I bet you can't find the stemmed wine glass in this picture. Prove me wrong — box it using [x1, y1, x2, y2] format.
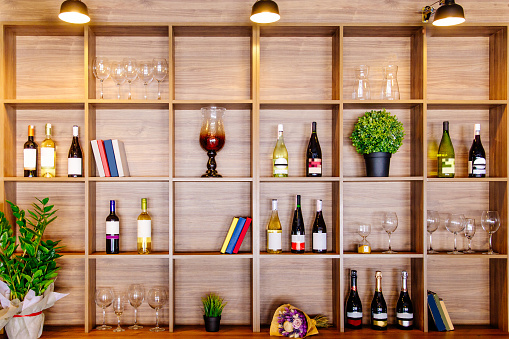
[148, 287, 167, 332]
[112, 292, 126, 332]
[153, 58, 168, 100]
[92, 57, 110, 99]
[199, 107, 226, 177]
[357, 224, 371, 253]
[381, 211, 398, 254]
[446, 213, 466, 254]
[123, 58, 138, 100]
[110, 61, 126, 100]
[481, 210, 501, 255]
[128, 284, 145, 329]
[427, 210, 440, 254]
[138, 61, 154, 100]
[95, 288, 114, 330]
[463, 218, 476, 254]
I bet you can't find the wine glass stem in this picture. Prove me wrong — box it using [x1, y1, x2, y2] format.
[388, 233, 392, 251]
[156, 308, 159, 328]
[128, 81, 132, 100]
[454, 233, 457, 252]
[429, 232, 433, 251]
[102, 307, 106, 326]
[157, 80, 161, 100]
[117, 315, 121, 328]
[134, 307, 138, 325]
[100, 80, 104, 99]
[117, 84, 121, 100]
[468, 239, 472, 251]
[489, 233, 493, 252]
[144, 83, 148, 100]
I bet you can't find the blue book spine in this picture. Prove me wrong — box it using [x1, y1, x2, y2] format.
[225, 217, 246, 254]
[104, 140, 119, 177]
[427, 293, 446, 331]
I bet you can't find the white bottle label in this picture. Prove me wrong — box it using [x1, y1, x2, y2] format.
[267, 230, 282, 251]
[308, 158, 322, 174]
[291, 234, 305, 251]
[137, 220, 151, 238]
[273, 158, 288, 175]
[23, 149, 37, 170]
[68, 158, 82, 175]
[372, 312, 388, 320]
[346, 311, 362, 318]
[396, 312, 414, 319]
[106, 221, 119, 235]
[473, 158, 486, 175]
[41, 147, 55, 167]
[312, 232, 326, 251]
[441, 158, 454, 174]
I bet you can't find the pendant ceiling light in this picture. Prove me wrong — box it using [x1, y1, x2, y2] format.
[422, 0, 465, 26]
[59, 0, 90, 24]
[250, 0, 280, 24]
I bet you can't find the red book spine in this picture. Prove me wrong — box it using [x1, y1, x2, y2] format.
[97, 140, 111, 177]
[233, 217, 251, 254]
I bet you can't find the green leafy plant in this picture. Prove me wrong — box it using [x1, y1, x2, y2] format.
[0, 198, 63, 301]
[350, 109, 405, 154]
[202, 293, 227, 317]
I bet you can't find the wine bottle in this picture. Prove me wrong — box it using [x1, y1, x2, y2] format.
[267, 199, 282, 254]
[468, 123, 486, 178]
[291, 195, 305, 253]
[345, 269, 362, 329]
[437, 121, 455, 178]
[41, 123, 56, 178]
[273, 124, 288, 177]
[106, 200, 120, 254]
[23, 125, 38, 177]
[370, 271, 387, 330]
[137, 198, 152, 254]
[312, 199, 326, 253]
[68, 125, 83, 177]
[306, 121, 322, 177]
[396, 270, 414, 330]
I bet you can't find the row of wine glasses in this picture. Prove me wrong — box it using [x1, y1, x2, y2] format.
[95, 285, 168, 332]
[427, 210, 500, 255]
[356, 211, 398, 253]
[93, 57, 168, 100]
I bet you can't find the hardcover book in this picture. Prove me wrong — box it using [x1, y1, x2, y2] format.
[103, 139, 119, 177]
[90, 140, 106, 177]
[220, 217, 239, 254]
[233, 217, 251, 254]
[225, 217, 246, 254]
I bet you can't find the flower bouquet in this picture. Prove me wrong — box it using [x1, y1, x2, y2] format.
[270, 304, 319, 338]
[0, 198, 67, 339]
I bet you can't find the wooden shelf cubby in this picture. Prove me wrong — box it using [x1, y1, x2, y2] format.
[0, 22, 508, 336]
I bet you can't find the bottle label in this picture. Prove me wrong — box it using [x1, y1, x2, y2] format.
[23, 149, 36, 170]
[372, 319, 388, 327]
[372, 312, 388, 320]
[358, 244, 371, 253]
[106, 221, 119, 235]
[308, 158, 322, 174]
[267, 230, 282, 251]
[346, 312, 362, 326]
[68, 158, 82, 175]
[469, 158, 486, 175]
[312, 232, 326, 251]
[291, 235, 305, 251]
[137, 220, 151, 238]
[273, 158, 288, 175]
[346, 311, 362, 318]
[396, 312, 413, 319]
[440, 158, 454, 174]
[41, 147, 55, 167]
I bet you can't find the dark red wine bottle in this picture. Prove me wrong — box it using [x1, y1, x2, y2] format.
[312, 199, 327, 253]
[291, 195, 305, 253]
[106, 200, 120, 254]
[306, 122, 322, 177]
[346, 269, 362, 329]
[468, 124, 486, 178]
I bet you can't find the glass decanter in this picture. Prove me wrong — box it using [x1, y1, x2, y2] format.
[381, 64, 400, 100]
[352, 65, 371, 100]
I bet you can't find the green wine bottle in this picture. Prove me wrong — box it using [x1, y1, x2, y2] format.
[437, 121, 455, 178]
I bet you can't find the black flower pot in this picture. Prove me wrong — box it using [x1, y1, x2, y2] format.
[204, 315, 221, 332]
[364, 152, 392, 177]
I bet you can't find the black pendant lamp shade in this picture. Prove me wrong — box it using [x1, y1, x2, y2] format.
[250, 0, 280, 24]
[432, 0, 465, 26]
[59, 0, 90, 24]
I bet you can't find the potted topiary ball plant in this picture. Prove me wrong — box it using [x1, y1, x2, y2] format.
[202, 293, 227, 332]
[350, 109, 405, 177]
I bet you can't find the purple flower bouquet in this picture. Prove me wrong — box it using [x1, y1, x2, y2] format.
[270, 304, 318, 338]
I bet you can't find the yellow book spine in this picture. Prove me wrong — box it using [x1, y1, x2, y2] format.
[221, 217, 239, 253]
[439, 299, 454, 331]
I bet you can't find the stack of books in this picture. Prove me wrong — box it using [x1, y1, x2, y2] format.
[91, 140, 130, 177]
[427, 290, 454, 331]
[220, 217, 252, 254]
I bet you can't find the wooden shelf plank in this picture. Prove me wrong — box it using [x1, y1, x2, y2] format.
[173, 252, 253, 259]
[343, 99, 424, 109]
[343, 176, 424, 182]
[427, 177, 508, 182]
[4, 177, 86, 182]
[172, 100, 252, 110]
[173, 177, 252, 182]
[260, 176, 340, 182]
[427, 100, 507, 109]
[89, 176, 170, 182]
[343, 252, 424, 259]
[260, 252, 340, 259]
[89, 251, 169, 258]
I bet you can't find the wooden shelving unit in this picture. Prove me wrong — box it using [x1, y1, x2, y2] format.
[0, 22, 508, 335]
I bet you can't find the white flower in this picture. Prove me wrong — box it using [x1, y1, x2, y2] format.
[283, 321, 294, 333]
[293, 318, 302, 329]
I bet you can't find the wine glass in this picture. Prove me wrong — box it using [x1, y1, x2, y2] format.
[92, 57, 110, 99]
[138, 61, 154, 100]
[427, 210, 440, 254]
[463, 218, 476, 254]
[147, 287, 167, 332]
[95, 288, 113, 330]
[446, 213, 466, 254]
[123, 58, 138, 100]
[357, 224, 371, 253]
[110, 61, 126, 100]
[153, 58, 168, 100]
[112, 292, 126, 332]
[199, 107, 226, 177]
[481, 210, 501, 255]
[381, 212, 398, 254]
[128, 284, 145, 329]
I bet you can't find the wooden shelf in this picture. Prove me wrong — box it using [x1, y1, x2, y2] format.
[343, 252, 424, 259]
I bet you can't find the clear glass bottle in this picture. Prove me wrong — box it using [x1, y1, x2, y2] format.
[273, 124, 288, 177]
[352, 65, 371, 100]
[381, 64, 400, 100]
[41, 123, 56, 178]
[137, 198, 152, 254]
[266, 199, 282, 254]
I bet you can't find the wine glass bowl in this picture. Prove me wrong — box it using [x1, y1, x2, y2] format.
[128, 284, 145, 330]
[95, 288, 114, 330]
[427, 210, 440, 254]
[446, 213, 466, 254]
[481, 210, 501, 255]
[200, 107, 226, 177]
[112, 292, 126, 332]
[138, 61, 154, 100]
[92, 57, 110, 99]
[148, 287, 167, 332]
[381, 211, 398, 254]
[110, 61, 126, 99]
[463, 218, 476, 254]
[123, 58, 138, 100]
[153, 58, 168, 100]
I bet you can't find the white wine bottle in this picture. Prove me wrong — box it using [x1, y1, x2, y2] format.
[273, 124, 288, 177]
[137, 198, 152, 254]
[266, 199, 282, 254]
[437, 121, 455, 178]
[68, 125, 83, 177]
[41, 123, 56, 177]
